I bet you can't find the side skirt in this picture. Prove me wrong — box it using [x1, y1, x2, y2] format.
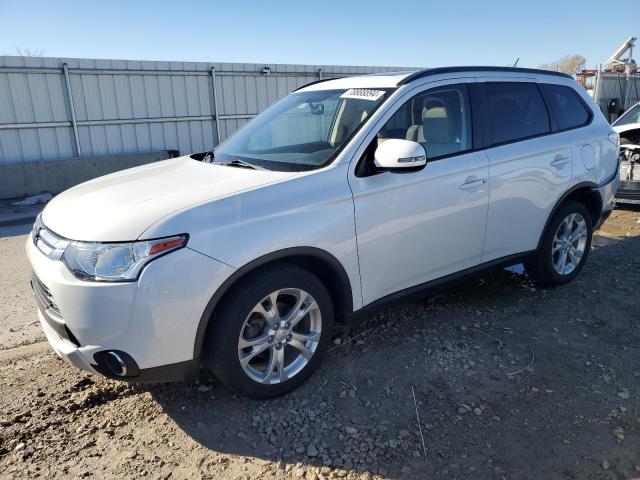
[350, 251, 534, 320]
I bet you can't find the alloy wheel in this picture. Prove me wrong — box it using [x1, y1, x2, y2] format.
[237, 288, 322, 384]
[551, 213, 588, 275]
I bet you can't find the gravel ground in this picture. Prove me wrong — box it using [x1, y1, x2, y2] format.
[0, 223, 45, 350]
[0, 206, 639, 479]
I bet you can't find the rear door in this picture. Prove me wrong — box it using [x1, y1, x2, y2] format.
[480, 80, 572, 262]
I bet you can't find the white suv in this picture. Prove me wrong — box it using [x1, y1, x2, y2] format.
[27, 67, 619, 398]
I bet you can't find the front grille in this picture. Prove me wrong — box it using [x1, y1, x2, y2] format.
[32, 216, 69, 260]
[33, 275, 61, 317]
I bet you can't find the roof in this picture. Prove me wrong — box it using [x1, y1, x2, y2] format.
[295, 66, 572, 92]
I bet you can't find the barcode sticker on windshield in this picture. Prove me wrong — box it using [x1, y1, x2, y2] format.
[340, 89, 385, 101]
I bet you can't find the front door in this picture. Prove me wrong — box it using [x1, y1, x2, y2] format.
[348, 81, 490, 306]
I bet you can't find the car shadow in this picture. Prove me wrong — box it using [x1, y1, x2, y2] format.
[149, 233, 640, 479]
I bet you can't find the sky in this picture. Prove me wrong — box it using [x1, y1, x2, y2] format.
[0, 0, 638, 69]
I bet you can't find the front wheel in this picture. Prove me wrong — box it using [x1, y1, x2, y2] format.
[205, 265, 334, 398]
[524, 201, 593, 286]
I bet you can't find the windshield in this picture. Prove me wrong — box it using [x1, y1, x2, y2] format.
[214, 88, 390, 171]
[614, 103, 640, 127]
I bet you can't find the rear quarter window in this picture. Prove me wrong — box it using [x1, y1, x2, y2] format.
[486, 82, 551, 145]
[540, 84, 591, 130]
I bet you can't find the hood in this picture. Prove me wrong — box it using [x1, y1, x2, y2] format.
[613, 123, 640, 134]
[42, 156, 297, 241]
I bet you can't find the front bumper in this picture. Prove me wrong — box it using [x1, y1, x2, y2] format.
[616, 179, 640, 199]
[615, 156, 639, 199]
[26, 234, 235, 382]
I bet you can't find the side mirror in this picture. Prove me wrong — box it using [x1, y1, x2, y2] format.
[374, 139, 426, 171]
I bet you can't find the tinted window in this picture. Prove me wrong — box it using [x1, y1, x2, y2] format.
[377, 84, 472, 159]
[486, 82, 550, 145]
[541, 84, 590, 130]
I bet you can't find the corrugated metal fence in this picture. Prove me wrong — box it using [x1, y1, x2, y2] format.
[592, 72, 640, 119]
[0, 56, 414, 165]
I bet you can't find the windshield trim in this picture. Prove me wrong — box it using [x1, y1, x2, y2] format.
[614, 102, 640, 127]
[213, 88, 396, 172]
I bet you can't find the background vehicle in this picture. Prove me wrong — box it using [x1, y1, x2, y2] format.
[612, 101, 640, 199]
[28, 67, 619, 398]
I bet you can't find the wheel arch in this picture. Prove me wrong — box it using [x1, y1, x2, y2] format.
[193, 247, 354, 359]
[536, 181, 602, 250]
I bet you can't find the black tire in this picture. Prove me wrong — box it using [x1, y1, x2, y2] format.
[524, 201, 593, 287]
[204, 264, 334, 399]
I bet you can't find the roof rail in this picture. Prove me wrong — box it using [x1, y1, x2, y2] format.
[397, 66, 572, 85]
[293, 77, 338, 92]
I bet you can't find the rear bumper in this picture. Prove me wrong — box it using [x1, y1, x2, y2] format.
[595, 168, 620, 229]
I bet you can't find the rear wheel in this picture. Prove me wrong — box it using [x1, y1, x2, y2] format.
[205, 265, 334, 398]
[524, 201, 593, 286]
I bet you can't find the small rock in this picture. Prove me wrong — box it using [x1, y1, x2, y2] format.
[618, 390, 630, 400]
[307, 444, 319, 457]
[614, 427, 625, 442]
[345, 426, 357, 435]
[473, 408, 482, 416]
[602, 460, 611, 470]
[14, 443, 26, 452]
[332, 338, 342, 346]
[198, 385, 212, 392]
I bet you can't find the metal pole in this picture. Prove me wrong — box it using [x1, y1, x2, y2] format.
[318, 68, 323, 80]
[209, 66, 221, 146]
[62, 63, 82, 157]
[593, 67, 601, 113]
[624, 44, 634, 110]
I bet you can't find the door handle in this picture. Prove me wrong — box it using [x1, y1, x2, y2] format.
[550, 154, 570, 168]
[459, 178, 487, 190]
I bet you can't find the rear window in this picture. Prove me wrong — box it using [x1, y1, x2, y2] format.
[541, 84, 591, 130]
[486, 82, 550, 145]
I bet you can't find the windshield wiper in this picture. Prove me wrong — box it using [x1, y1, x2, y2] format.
[202, 149, 215, 162]
[222, 159, 263, 170]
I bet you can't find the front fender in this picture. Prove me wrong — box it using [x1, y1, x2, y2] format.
[140, 163, 362, 312]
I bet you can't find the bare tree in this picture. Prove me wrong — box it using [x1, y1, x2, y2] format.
[14, 47, 46, 57]
[539, 54, 586, 77]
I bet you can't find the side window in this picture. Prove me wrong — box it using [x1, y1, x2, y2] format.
[540, 84, 591, 130]
[377, 84, 472, 159]
[486, 82, 550, 145]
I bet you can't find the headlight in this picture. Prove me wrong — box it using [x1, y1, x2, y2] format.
[62, 235, 188, 282]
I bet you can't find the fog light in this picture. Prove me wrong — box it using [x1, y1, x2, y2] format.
[93, 350, 140, 378]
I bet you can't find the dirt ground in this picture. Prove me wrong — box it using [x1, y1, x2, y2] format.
[1, 205, 639, 480]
